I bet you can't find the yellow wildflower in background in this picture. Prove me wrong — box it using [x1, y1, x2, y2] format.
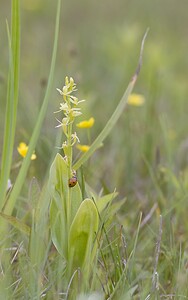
[168, 129, 176, 141]
[17, 142, 36, 160]
[76, 117, 95, 129]
[127, 93, 145, 106]
[76, 144, 90, 152]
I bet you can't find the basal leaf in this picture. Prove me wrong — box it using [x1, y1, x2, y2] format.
[50, 197, 67, 257]
[70, 182, 82, 224]
[49, 153, 69, 258]
[68, 199, 99, 271]
[49, 153, 83, 259]
[49, 153, 69, 200]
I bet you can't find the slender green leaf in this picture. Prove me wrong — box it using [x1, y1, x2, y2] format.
[0, 0, 20, 208]
[3, 0, 61, 215]
[73, 29, 149, 171]
[96, 192, 118, 213]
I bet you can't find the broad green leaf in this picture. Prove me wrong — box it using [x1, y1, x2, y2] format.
[49, 153, 69, 221]
[49, 153, 83, 258]
[50, 196, 67, 257]
[49, 153, 82, 222]
[49, 153, 69, 199]
[49, 154, 69, 258]
[68, 199, 99, 271]
[70, 183, 82, 224]
[0, 212, 30, 235]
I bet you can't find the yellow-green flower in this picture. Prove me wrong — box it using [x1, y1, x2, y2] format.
[76, 144, 90, 152]
[76, 117, 95, 129]
[17, 142, 36, 160]
[127, 94, 145, 106]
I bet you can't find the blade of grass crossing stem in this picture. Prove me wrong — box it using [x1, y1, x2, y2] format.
[0, 0, 20, 209]
[3, 0, 61, 215]
[73, 28, 149, 171]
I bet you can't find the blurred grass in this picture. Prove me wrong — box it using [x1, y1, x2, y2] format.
[0, 0, 188, 203]
[0, 0, 188, 199]
[0, 0, 188, 299]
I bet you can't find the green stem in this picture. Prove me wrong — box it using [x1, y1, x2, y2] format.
[67, 121, 73, 230]
[67, 123, 73, 177]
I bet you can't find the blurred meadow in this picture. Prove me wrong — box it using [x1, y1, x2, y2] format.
[1, 0, 188, 192]
[1, 0, 188, 298]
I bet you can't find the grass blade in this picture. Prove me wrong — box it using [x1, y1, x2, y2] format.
[0, 212, 30, 235]
[0, 0, 20, 209]
[73, 29, 149, 171]
[3, 0, 61, 215]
